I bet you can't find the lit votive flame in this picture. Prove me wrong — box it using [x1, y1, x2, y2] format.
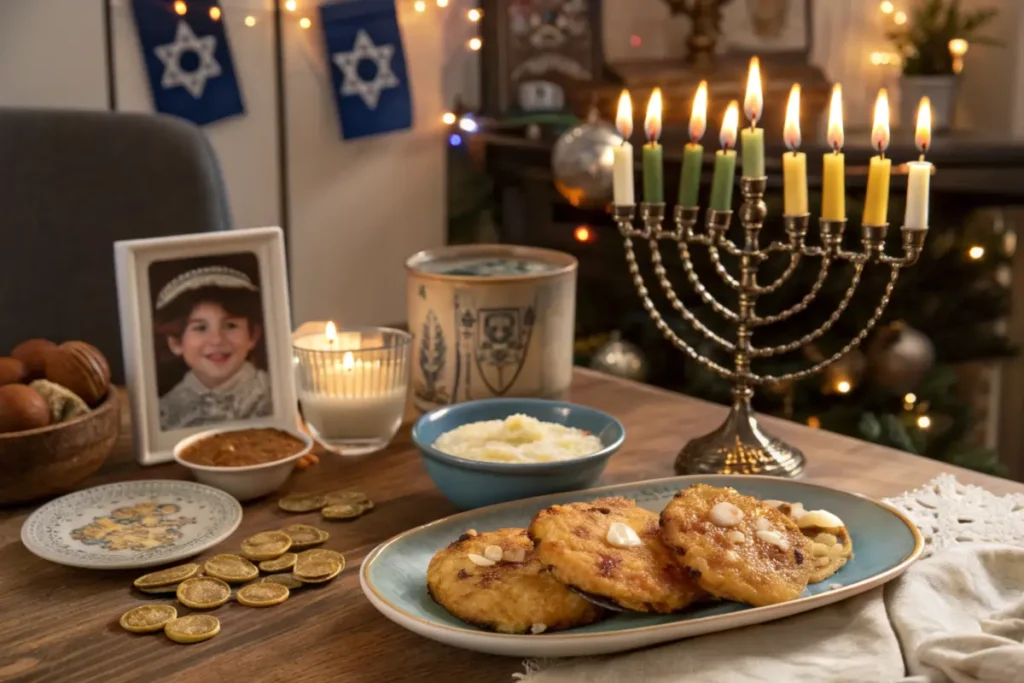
[916, 97, 932, 158]
[690, 80, 708, 143]
[872, 88, 890, 157]
[645, 88, 663, 142]
[720, 101, 739, 150]
[784, 84, 801, 152]
[744, 57, 763, 126]
[342, 351, 355, 372]
[827, 84, 844, 152]
[325, 321, 337, 344]
[616, 90, 633, 141]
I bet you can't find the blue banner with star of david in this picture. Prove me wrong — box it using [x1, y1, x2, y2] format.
[321, 0, 413, 140]
[132, 0, 244, 126]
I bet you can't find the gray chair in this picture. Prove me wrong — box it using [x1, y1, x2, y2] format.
[0, 108, 232, 383]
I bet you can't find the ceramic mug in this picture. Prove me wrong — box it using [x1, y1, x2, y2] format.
[405, 244, 578, 412]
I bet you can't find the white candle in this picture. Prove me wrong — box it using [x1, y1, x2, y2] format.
[293, 323, 408, 442]
[905, 96, 932, 231]
[904, 161, 931, 230]
[613, 90, 635, 206]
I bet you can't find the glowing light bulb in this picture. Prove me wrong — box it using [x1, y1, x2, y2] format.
[437, 0, 449, 7]
[468, 8, 482, 21]
[299, 16, 311, 29]
[904, 393, 917, 405]
[880, 1, 894, 14]
[209, 6, 221, 20]
[574, 226, 592, 243]
[458, 116, 479, 133]
[968, 246, 985, 260]
[174, 0, 187, 15]
[836, 380, 852, 394]
[285, 0, 297, 11]
[414, 0, 426, 11]
[894, 10, 907, 25]
[442, 112, 456, 125]
[244, 15, 256, 27]
[468, 37, 482, 51]
[917, 415, 932, 429]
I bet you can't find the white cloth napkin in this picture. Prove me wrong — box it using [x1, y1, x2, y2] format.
[516, 476, 1024, 683]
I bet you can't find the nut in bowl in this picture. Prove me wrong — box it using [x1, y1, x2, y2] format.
[411, 398, 625, 510]
[173, 426, 314, 502]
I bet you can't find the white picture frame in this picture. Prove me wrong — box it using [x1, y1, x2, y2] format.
[114, 227, 298, 466]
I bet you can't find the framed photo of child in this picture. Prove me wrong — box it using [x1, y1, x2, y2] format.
[114, 227, 298, 465]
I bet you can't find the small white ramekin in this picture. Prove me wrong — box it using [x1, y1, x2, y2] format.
[173, 426, 314, 502]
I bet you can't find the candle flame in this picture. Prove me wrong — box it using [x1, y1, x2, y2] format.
[720, 101, 739, 150]
[915, 97, 932, 154]
[616, 90, 633, 140]
[689, 80, 708, 143]
[645, 88, 663, 142]
[871, 88, 890, 154]
[342, 351, 355, 371]
[325, 321, 337, 343]
[744, 56, 763, 124]
[827, 83, 844, 151]
[948, 38, 968, 57]
[784, 84, 801, 151]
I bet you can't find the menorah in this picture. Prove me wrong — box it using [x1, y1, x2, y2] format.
[612, 179, 927, 477]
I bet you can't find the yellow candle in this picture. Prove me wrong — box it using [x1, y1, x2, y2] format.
[782, 84, 807, 215]
[821, 84, 846, 221]
[863, 89, 892, 226]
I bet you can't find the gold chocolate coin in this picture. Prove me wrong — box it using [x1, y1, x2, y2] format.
[259, 553, 297, 573]
[322, 502, 371, 520]
[282, 524, 330, 548]
[294, 550, 343, 583]
[262, 574, 303, 590]
[240, 531, 293, 561]
[278, 492, 328, 513]
[176, 577, 232, 609]
[119, 604, 177, 633]
[301, 548, 345, 566]
[164, 614, 220, 644]
[236, 582, 290, 607]
[204, 554, 259, 583]
[133, 563, 200, 589]
[324, 490, 370, 505]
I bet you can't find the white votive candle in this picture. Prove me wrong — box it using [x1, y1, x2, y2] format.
[299, 388, 406, 440]
[904, 160, 931, 230]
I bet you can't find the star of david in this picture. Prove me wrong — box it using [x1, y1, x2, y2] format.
[332, 29, 399, 110]
[154, 20, 222, 99]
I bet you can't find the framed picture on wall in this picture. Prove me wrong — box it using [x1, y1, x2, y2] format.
[720, 0, 813, 61]
[114, 227, 297, 465]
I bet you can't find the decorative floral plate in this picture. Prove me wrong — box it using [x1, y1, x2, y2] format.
[360, 475, 923, 658]
[21, 480, 243, 570]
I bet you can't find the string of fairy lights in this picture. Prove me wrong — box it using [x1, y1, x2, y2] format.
[164, 0, 482, 51]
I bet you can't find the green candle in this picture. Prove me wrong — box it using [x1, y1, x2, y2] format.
[643, 142, 664, 203]
[678, 143, 703, 207]
[709, 149, 737, 210]
[741, 127, 765, 177]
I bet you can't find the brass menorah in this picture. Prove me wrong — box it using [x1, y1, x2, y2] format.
[614, 177, 927, 477]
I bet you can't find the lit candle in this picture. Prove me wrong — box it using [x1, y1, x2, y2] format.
[293, 324, 407, 443]
[822, 84, 846, 221]
[709, 101, 739, 211]
[863, 88, 892, 226]
[678, 80, 707, 208]
[782, 84, 807, 216]
[904, 97, 933, 230]
[642, 88, 664, 203]
[613, 90, 635, 206]
[740, 56, 765, 178]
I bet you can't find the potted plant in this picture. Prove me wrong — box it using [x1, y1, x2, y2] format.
[886, 0, 999, 131]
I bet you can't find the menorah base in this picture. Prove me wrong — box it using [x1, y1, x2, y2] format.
[674, 398, 805, 478]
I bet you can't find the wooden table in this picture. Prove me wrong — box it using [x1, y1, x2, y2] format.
[2, 369, 1022, 683]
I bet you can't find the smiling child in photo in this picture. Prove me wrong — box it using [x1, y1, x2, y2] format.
[154, 265, 273, 431]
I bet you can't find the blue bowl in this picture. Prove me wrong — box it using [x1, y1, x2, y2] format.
[411, 398, 626, 510]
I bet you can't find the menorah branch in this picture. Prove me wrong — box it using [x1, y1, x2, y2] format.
[749, 254, 831, 328]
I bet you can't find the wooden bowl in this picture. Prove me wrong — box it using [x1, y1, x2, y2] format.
[0, 391, 120, 505]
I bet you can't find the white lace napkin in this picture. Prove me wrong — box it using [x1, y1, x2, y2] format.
[516, 475, 1024, 683]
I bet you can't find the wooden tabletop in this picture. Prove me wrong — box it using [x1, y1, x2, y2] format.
[1, 368, 1021, 683]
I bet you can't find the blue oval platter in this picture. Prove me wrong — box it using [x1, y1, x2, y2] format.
[360, 475, 923, 658]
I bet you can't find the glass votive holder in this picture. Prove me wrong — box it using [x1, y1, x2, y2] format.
[293, 323, 412, 456]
